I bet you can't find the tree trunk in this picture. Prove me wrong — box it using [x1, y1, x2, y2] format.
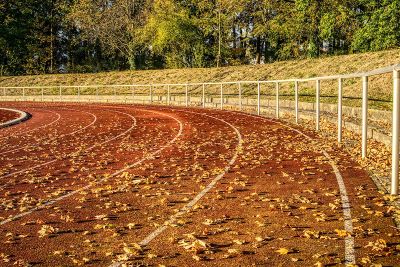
[232, 24, 236, 49]
[264, 39, 270, 63]
[313, 0, 321, 56]
[256, 36, 261, 64]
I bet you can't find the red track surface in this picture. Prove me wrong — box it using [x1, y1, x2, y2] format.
[0, 109, 20, 124]
[0, 102, 398, 266]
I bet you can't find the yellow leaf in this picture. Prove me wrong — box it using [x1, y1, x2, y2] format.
[228, 248, 240, 254]
[192, 255, 201, 261]
[147, 253, 157, 259]
[233, 239, 245, 245]
[334, 229, 350, 237]
[276, 248, 289, 255]
[255, 236, 264, 242]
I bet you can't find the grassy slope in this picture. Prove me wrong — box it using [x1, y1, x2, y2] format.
[1, 49, 400, 109]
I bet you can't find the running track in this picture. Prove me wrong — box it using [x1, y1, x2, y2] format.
[0, 102, 398, 266]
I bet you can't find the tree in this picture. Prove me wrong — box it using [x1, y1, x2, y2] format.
[68, 0, 150, 70]
[0, 0, 67, 75]
[141, 0, 212, 68]
[352, 0, 400, 52]
[1, 0, 399, 75]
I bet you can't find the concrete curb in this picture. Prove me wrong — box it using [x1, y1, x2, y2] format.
[0, 108, 30, 128]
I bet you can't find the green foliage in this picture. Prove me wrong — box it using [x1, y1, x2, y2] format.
[319, 12, 336, 41]
[352, 0, 400, 52]
[142, 0, 207, 68]
[0, 0, 399, 75]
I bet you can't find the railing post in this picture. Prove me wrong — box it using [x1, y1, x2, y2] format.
[338, 78, 343, 143]
[276, 82, 279, 119]
[238, 82, 242, 111]
[41, 87, 44, 102]
[150, 84, 153, 104]
[316, 79, 320, 131]
[362, 76, 368, 159]
[295, 81, 299, 123]
[392, 69, 400, 195]
[185, 84, 188, 107]
[257, 82, 261, 115]
[131, 86, 134, 103]
[113, 87, 116, 102]
[220, 83, 223, 110]
[202, 84, 205, 108]
[167, 85, 170, 106]
[96, 87, 99, 102]
[22, 87, 25, 100]
[59, 86, 62, 102]
[78, 87, 80, 102]
[2, 87, 5, 98]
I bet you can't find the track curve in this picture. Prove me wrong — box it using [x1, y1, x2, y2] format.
[0, 102, 398, 267]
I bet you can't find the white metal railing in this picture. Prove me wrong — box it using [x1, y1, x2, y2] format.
[1, 64, 400, 194]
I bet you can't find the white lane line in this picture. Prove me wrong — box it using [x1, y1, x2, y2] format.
[0, 108, 123, 183]
[0, 109, 61, 140]
[109, 110, 243, 267]
[0, 109, 132, 188]
[0, 108, 97, 155]
[321, 150, 355, 264]
[0, 108, 183, 226]
[231, 111, 355, 264]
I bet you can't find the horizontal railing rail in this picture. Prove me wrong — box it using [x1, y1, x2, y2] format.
[1, 63, 400, 195]
[2, 64, 399, 89]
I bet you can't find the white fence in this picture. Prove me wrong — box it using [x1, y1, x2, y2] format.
[1, 64, 400, 194]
